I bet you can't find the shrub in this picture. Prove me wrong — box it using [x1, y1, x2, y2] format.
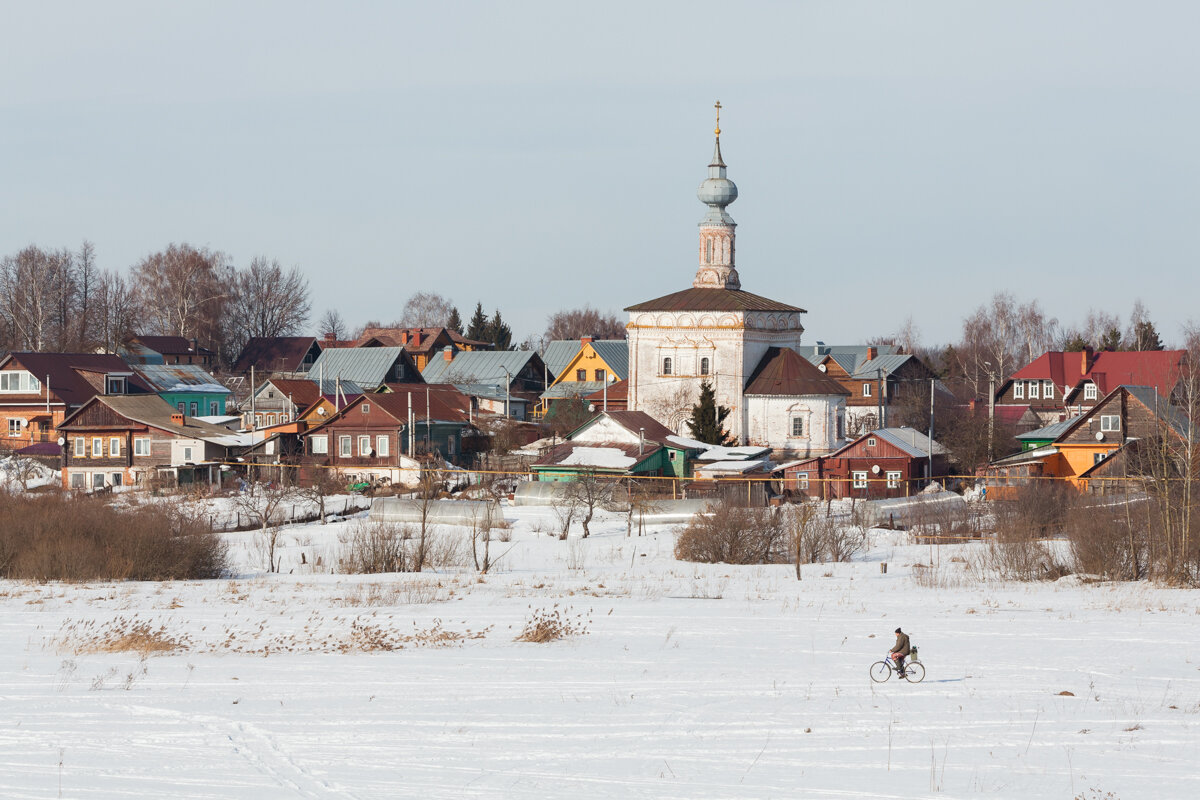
[338, 521, 408, 573]
[0, 492, 227, 582]
[674, 502, 788, 564]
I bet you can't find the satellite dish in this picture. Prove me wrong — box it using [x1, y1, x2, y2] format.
[817, 364, 827, 372]
[56, 436, 65, 446]
[872, 464, 881, 474]
[317, 407, 326, 416]
[1095, 431, 1104, 441]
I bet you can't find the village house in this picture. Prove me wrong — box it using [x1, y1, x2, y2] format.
[979, 384, 1191, 496]
[803, 344, 942, 435]
[0, 352, 151, 451]
[57, 394, 243, 491]
[306, 346, 422, 392]
[995, 348, 1186, 425]
[299, 387, 473, 486]
[537, 337, 628, 417]
[231, 336, 322, 376]
[420, 348, 546, 419]
[243, 377, 363, 430]
[119, 335, 216, 368]
[779, 427, 950, 500]
[355, 327, 493, 370]
[532, 410, 700, 482]
[131, 364, 232, 418]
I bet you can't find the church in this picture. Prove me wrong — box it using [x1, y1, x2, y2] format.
[625, 106, 849, 457]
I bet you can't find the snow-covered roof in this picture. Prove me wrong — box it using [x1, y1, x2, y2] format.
[665, 436, 770, 461]
[693, 459, 775, 474]
[557, 446, 638, 469]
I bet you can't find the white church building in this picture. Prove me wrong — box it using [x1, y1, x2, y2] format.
[625, 108, 849, 457]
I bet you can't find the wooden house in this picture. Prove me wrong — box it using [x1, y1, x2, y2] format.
[779, 427, 950, 500]
[307, 346, 422, 392]
[537, 338, 628, 416]
[420, 349, 546, 418]
[243, 377, 363, 430]
[0, 352, 151, 452]
[803, 344, 939, 435]
[232, 337, 322, 375]
[131, 364, 231, 418]
[532, 411, 700, 482]
[120, 336, 216, 367]
[57, 395, 242, 490]
[356, 327, 493, 370]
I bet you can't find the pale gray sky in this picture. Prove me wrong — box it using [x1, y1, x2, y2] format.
[3, 2, 1198, 347]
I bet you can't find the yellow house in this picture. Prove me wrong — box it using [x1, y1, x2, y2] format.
[538, 338, 629, 415]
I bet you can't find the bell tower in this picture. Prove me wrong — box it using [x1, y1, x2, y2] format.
[693, 100, 740, 290]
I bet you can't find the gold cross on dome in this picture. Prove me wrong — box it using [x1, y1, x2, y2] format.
[714, 100, 722, 136]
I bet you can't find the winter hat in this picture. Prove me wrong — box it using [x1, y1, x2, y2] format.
[894, 628, 902, 633]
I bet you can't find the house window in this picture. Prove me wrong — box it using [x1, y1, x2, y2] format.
[70, 472, 84, 489]
[362, 403, 370, 414]
[93, 473, 105, 489]
[575, 369, 586, 381]
[791, 418, 804, 437]
[92, 438, 103, 457]
[1014, 381, 1024, 399]
[358, 435, 371, 456]
[311, 435, 328, 455]
[1100, 415, 1121, 432]
[177, 402, 186, 413]
[339, 436, 351, 457]
[134, 438, 150, 456]
[106, 377, 126, 394]
[111, 473, 122, 487]
[187, 402, 197, 415]
[886, 471, 901, 489]
[394, 364, 405, 380]
[1043, 381, 1054, 399]
[7, 419, 19, 438]
[1028, 381, 1039, 399]
[700, 358, 710, 376]
[0, 371, 40, 392]
[852, 471, 868, 489]
[109, 437, 120, 457]
[662, 358, 672, 376]
[75, 437, 85, 457]
[377, 435, 389, 457]
[595, 369, 606, 382]
[209, 401, 219, 415]
[1094, 452, 1108, 465]
[868, 437, 876, 447]
[182, 446, 193, 462]
[1084, 383, 1097, 401]
[266, 414, 276, 426]
[255, 414, 263, 427]
[265, 440, 275, 455]
[863, 383, 872, 397]
[797, 473, 809, 490]
[668, 450, 677, 461]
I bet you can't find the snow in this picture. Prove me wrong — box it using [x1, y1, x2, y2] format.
[0, 455, 60, 490]
[693, 458, 775, 474]
[558, 445, 637, 469]
[2, 502, 1199, 798]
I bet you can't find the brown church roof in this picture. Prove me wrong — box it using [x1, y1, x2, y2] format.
[625, 288, 805, 313]
[744, 347, 851, 396]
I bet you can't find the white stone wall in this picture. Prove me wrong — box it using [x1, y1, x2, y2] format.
[744, 394, 846, 454]
[627, 308, 805, 442]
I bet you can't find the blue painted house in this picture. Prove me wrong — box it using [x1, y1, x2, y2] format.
[132, 364, 231, 417]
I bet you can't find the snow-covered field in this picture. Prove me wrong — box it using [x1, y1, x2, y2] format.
[2, 503, 1199, 799]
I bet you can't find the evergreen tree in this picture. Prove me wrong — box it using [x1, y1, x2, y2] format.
[485, 309, 513, 350]
[1098, 326, 1122, 352]
[447, 306, 463, 335]
[1061, 333, 1089, 352]
[465, 302, 488, 341]
[686, 380, 736, 445]
[1127, 320, 1164, 351]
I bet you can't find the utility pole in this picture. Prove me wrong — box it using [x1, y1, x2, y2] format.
[876, 368, 884, 430]
[928, 378, 935, 485]
[985, 362, 996, 463]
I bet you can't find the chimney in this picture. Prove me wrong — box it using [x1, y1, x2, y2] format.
[639, 427, 645, 456]
[442, 346, 454, 363]
[1081, 346, 1094, 374]
[190, 337, 199, 353]
[323, 332, 335, 345]
[171, 411, 185, 426]
[866, 346, 877, 361]
[581, 335, 594, 346]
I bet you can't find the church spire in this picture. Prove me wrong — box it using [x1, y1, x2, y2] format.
[694, 100, 740, 290]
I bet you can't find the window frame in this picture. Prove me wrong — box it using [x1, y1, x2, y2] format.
[1028, 381, 1039, 399]
[358, 435, 372, 456]
[852, 471, 868, 489]
[1084, 383, 1097, 401]
[311, 435, 328, 455]
[797, 473, 809, 491]
[182, 446, 194, 462]
[595, 369, 606, 382]
[1100, 415, 1121, 432]
[339, 435, 352, 457]
[92, 437, 103, 457]
[863, 383, 872, 397]
[1013, 381, 1024, 399]
[133, 437, 150, 457]
[791, 417, 804, 437]
[109, 437, 121, 457]
[662, 357, 672, 376]
[75, 436, 86, 457]
[1043, 380, 1054, 399]
[7, 418, 20, 438]
[886, 471, 902, 489]
[700, 357, 710, 376]
[376, 435, 389, 457]
[576, 369, 586, 382]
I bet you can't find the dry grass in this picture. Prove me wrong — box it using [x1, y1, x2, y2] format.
[514, 605, 591, 643]
[52, 617, 194, 656]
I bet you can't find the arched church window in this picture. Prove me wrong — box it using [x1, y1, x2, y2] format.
[662, 357, 673, 376]
[700, 357, 710, 376]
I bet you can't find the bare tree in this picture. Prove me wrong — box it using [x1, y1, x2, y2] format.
[92, 270, 141, 354]
[412, 461, 447, 572]
[0, 245, 75, 351]
[317, 309, 348, 341]
[1080, 308, 1122, 351]
[226, 257, 311, 348]
[399, 291, 454, 329]
[297, 468, 342, 524]
[235, 481, 298, 572]
[564, 470, 610, 538]
[131, 243, 231, 344]
[955, 292, 1023, 397]
[545, 306, 626, 342]
[1014, 299, 1057, 365]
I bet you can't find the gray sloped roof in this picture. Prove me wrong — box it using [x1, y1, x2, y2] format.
[852, 354, 914, 379]
[542, 341, 581, 380]
[540, 381, 604, 401]
[308, 347, 410, 389]
[133, 364, 230, 393]
[1125, 385, 1192, 440]
[421, 350, 540, 385]
[590, 340, 629, 381]
[872, 427, 949, 458]
[1016, 415, 1083, 441]
[803, 344, 902, 375]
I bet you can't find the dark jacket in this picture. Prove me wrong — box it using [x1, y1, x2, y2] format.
[892, 632, 911, 656]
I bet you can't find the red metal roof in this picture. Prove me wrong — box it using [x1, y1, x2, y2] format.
[744, 347, 851, 396]
[625, 287, 805, 313]
[1, 352, 153, 407]
[1011, 349, 1185, 398]
[232, 337, 318, 373]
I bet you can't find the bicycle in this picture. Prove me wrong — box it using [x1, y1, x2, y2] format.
[870, 647, 924, 683]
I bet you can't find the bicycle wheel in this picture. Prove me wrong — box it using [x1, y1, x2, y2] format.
[869, 661, 892, 683]
[903, 661, 925, 683]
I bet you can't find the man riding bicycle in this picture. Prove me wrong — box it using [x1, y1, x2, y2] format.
[890, 627, 911, 677]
